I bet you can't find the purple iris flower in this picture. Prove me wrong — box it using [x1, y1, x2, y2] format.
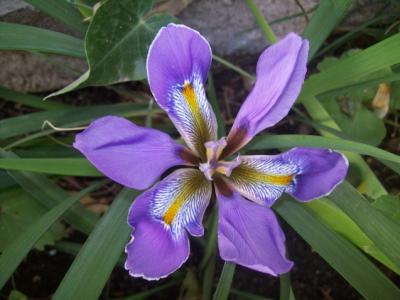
[74, 24, 348, 280]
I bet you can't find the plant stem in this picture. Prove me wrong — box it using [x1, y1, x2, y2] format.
[245, 0, 277, 43]
[212, 55, 254, 80]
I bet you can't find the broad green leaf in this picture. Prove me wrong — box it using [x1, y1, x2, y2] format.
[0, 182, 104, 289]
[24, 0, 87, 33]
[213, 262, 236, 300]
[0, 158, 101, 177]
[246, 134, 400, 165]
[1, 151, 98, 235]
[302, 0, 352, 59]
[305, 199, 400, 274]
[47, 0, 177, 97]
[275, 196, 400, 299]
[321, 98, 386, 146]
[0, 103, 154, 140]
[53, 188, 138, 300]
[316, 51, 388, 146]
[372, 195, 400, 225]
[329, 182, 400, 269]
[0, 86, 68, 110]
[0, 22, 85, 58]
[0, 188, 66, 252]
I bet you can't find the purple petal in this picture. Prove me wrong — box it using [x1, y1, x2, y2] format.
[147, 23, 217, 158]
[223, 33, 309, 156]
[125, 219, 189, 280]
[216, 189, 293, 276]
[125, 168, 212, 280]
[227, 148, 348, 206]
[74, 116, 190, 190]
[282, 147, 349, 201]
[228, 154, 298, 206]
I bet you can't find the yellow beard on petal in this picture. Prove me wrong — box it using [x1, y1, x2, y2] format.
[163, 172, 205, 225]
[232, 165, 293, 186]
[182, 82, 209, 158]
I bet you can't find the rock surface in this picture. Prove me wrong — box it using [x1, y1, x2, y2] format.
[0, 0, 384, 92]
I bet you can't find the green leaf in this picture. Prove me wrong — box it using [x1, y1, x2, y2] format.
[53, 188, 138, 300]
[305, 199, 400, 274]
[0, 22, 85, 58]
[0, 158, 101, 177]
[329, 182, 400, 269]
[372, 195, 400, 225]
[47, 0, 177, 97]
[321, 98, 386, 146]
[8, 290, 28, 300]
[246, 134, 400, 165]
[300, 32, 400, 100]
[275, 196, 400, 299]
[302, 0, 352, 59]
[0, 188, 66, 252]
[0, 181, 104, 289]
[1, 151, 98, 235]
[0, 103, 153, 140]
[0, 86, 68, 110]
[212, 262, 236, 300]
[24, 0, 87, 33]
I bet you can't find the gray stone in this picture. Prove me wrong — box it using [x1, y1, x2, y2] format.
[0, 0, 385, 92]
[0, 1, 86, 93]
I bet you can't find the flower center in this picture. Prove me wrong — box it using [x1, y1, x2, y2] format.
[199, 137, 241, 181]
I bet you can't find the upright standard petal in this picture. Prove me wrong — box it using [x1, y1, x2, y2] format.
[125, 168, 212, 280]
[216, 188, 293, 276]
[74, 116, 193, 190]
[147, 23, 217, 159]
[223, 33, 309, 156]
[227, 148, 348, 206]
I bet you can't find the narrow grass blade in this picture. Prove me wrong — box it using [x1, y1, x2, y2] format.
[247, 134, 400, 164]
[302, 0, 352, 59]
[0, 22, 85, 58]
[0, 86, 68, 110]
[53, 188, 138, 300]
[275, 196, 400, 299]
[329, 182, 400, 268]
[0, 181, 104, 289]
[212, 262, 236, 300]
[300, 32, 400, 100]
[244, 0, 277, 43]
[1, 151, 98, 234]
[24, 0, 87, 33]
[0, 103, 153, 140]
[305, 199, 400, 274]
[0, 158, 101, 176]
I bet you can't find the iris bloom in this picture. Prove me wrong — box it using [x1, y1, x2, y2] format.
[74, 24, 348, 280]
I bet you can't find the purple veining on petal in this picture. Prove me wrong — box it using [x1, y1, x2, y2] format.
[73, 116, 187, 190]
[216, 189, 293, 276]
[224, 33, 309, 156]
[147, 23, 218, 157]
[282, 147, 349, 201]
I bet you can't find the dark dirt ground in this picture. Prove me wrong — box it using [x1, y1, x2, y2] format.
[1, 33, 400, 299]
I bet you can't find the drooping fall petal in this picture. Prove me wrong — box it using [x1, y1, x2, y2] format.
[74, 116, 191, 190]
[125, 168, 212, 279]
[216, 188, 293, 276]
[227, 147, 348, 206]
